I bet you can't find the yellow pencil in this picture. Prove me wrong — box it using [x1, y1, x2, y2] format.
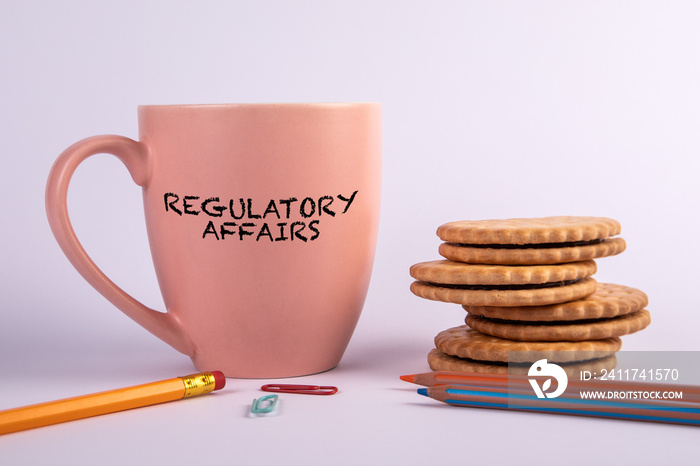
[0, 371, 225, 435]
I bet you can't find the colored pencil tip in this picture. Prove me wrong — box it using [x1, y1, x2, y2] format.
[211, 371, 226, 390]
[399, 375, 415, 383]
[417, 388, 428, 397]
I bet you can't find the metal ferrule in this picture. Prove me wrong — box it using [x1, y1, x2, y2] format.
[180, 372, 216, 398]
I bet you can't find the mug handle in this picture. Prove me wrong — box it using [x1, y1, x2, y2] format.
[45, 135, 195, 356]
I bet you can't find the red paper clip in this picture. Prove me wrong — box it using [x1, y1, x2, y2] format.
[260, 384, 338, 395]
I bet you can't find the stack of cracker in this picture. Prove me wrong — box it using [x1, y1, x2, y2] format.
[409, 216, 650, 374]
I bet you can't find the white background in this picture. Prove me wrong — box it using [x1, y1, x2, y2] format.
[1, 1, 699, 464]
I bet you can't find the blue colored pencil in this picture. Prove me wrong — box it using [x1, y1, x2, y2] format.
[418, 385, 700, 426]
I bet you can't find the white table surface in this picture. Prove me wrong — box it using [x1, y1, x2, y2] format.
[2, 277, 698, 465]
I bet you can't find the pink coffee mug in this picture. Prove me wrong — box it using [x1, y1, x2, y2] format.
[46, 103, 381, 378]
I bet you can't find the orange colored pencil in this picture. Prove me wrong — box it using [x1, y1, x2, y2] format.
[401, 371, 700, 403]
[0, 371, 225, 435]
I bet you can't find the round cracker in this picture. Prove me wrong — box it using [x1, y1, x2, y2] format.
[463, 283, 648, 321]
[465, 309, 651, 342]
[410, 277, 597, 307]
[409, 260, 596, 285]
[438, 237, 626, 265]
[427, 348, 618, 377]
[434, 325, 621, 363]
[437, 216, 622, 245]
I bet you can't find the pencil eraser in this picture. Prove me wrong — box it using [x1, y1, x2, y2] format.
[212, 371, 226, 390]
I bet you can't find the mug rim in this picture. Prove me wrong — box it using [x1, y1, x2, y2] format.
[138, 102, 380, 110]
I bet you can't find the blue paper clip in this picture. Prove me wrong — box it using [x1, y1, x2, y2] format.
[251, 394, 279, 415]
